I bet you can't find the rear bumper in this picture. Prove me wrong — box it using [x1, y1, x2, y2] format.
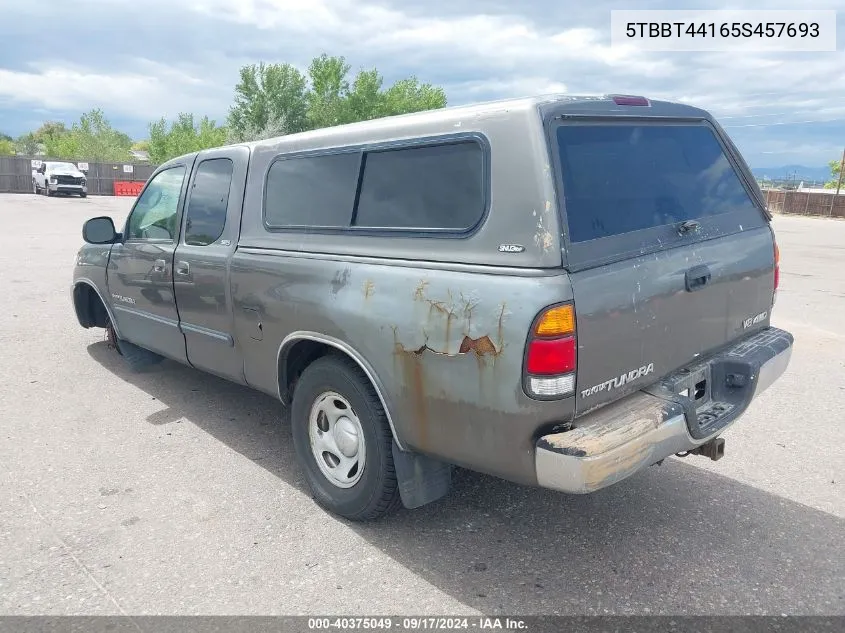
[535, 326, 793, 494]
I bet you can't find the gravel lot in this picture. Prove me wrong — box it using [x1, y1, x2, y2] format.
[0, 193, 843, 615]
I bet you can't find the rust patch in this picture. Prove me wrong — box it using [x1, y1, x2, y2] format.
[459, 335, 498, 356]
[413, 279, 429, 301]
[393, 333, 431, 448]
[363, 280, 375, 299]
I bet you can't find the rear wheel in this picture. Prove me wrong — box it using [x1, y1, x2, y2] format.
[291, 355, 401, 521]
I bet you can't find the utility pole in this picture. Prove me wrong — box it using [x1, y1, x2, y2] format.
[830, 146, 845, 216]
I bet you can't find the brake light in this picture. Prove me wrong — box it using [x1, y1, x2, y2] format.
[524, 304, 577, 398]
[774, 241, 780, 291]
[612, 95, 650, 106]
[526, 337, 576, 374]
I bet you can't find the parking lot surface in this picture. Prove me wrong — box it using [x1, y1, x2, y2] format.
[0, 193, 843, 615]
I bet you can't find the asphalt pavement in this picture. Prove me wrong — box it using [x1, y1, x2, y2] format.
[0, 193, 842, 615]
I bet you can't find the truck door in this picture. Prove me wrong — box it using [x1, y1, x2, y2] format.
[173, 146, 249, 384]
[107, 161, 194, 362]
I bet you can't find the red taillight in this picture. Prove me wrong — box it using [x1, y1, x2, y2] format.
[612, 95, 650, 106]
[526, 336, 576, 375]
[774, 241, 780, 291]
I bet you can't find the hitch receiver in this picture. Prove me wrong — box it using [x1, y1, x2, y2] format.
[690, 437, 726, 461]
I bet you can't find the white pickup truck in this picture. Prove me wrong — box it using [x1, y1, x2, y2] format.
[32, 161, 88, 197]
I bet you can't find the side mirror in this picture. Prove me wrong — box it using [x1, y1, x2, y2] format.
[83, 216, 118, 244]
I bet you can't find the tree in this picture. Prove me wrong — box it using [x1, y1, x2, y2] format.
[825, 157, 843, 189]
[0, 138, 15, 156]
[131, 140, 150, 152]
[147, 113, 227, 163]
[33, 121, 68, 148]
[227, 62, 308, 142]
[48, 110, 132, 161]
[0, 132, 12, 142]
[227, 54, 448, 142]
[14, 133, 40, 156]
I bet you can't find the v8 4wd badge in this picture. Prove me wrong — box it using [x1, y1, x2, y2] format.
[742, 311, 767, 329]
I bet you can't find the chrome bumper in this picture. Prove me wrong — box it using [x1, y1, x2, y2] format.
[536, 327, 793, 494]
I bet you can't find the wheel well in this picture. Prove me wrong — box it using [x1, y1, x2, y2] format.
[73, 283, 110, 329]
[279, 340, 332, 404]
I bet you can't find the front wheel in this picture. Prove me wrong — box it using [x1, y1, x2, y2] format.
[291, 355, 401, 521]
[32, 179, 38, 194]
[79, 192, 87, 198]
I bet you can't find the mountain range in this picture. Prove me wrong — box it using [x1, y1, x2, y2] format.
[750, 165, 832, 183]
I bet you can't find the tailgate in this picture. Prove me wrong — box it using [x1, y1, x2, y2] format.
[550, 118, 776, 415]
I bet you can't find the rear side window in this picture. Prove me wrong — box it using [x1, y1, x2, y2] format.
[184, 158, 233, 246]
[265, 152, 360, 227]
[262, 139, 486, 232]
[354, 142, 484, 230]
[556, 124, 759, 243]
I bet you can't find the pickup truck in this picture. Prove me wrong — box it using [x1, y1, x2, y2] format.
[72, 94, 793, 521]
[33, 161, 88, 197]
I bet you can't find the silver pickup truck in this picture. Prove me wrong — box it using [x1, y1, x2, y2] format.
[72, 94, 793, 521]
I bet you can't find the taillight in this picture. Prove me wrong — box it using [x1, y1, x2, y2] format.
[524, 303, 576, 399]
[773, 238, 780, 305]
[526, 337, 576, 374]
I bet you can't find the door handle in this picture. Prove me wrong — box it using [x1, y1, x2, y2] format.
[685, 265, 712, 292]
[153, 259, 166, 273]
[175, 261, 190, 276]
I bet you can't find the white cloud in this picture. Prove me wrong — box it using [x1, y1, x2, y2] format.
[0, 60, 228, 121]
[0, 0, 842, 165]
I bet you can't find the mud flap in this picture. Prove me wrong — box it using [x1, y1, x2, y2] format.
[114, 337, 165, 372]
[391, 441, 452, 509]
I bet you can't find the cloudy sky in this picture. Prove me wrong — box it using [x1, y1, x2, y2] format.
[0, 0, 842, 169]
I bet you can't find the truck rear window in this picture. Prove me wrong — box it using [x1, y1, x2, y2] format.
[555, 124, 760, 243]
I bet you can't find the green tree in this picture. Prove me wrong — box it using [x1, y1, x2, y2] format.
[147, 113, 227, 163]
[0, 132, 12, 142]
[306, 54, 352, 129]
[227, 62, 308, 142]
[825, 157, 843, 189]
[227, 54, 448, 142]
[14, 133, 40, 156]
[0, 138, 15, 156]
[48, 110, 132, 161]
[131, 140, 150, 152]
[33, 121, 68, 149]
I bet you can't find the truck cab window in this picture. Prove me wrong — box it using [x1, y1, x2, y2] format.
[184, 158, 234, 246]
[127, 166, 186, 241]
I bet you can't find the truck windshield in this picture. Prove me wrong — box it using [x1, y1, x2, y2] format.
[555, 123, 759, 244]
[46, 162, 78, 171]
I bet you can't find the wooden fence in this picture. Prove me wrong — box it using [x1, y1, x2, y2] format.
[764, 189, 845, 219]
[0, 156, 157, 195]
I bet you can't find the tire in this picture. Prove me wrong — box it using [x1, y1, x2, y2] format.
[291, 354, 401, 521]
[45, 186, 53, 197]
[79, 192, 87, 198]
[32, 179, 38, 194]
